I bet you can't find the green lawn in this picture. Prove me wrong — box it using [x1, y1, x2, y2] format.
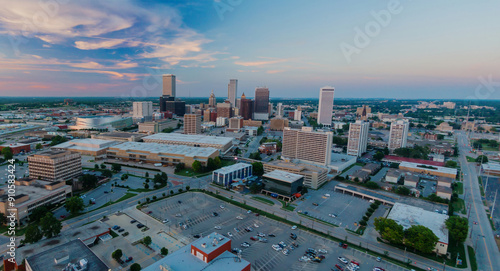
[175, 168, 212, 177]
[251, 196, 275, 205]
[468, 246, 478, 271]
[478, 177, 485, 196]
[98, 193, 137, 209]
[466, 156, 476, 162]
[452, 198, 467, 215]
[454, 182, 464, 195]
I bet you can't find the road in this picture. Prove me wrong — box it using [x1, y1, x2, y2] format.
[457, 131, 500, 271]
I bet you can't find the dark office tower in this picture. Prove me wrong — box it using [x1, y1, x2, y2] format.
[253, 87, 269, 120]
[240, 93, 254, 120]
[228, 79, 238, 107]
[160, 96, 175, 112]
[165, 100, 186, 116]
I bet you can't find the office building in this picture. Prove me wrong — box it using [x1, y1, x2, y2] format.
[143, 133, 233, 152]
[208, 89, 216, 107]
[107, 142, 218, 168]
[138, 119, 178, 134]
[184, 114, 202, 135]
[264, 160, 328, 189]
[144, 232, 251, 271]
[164, 99, 186, 116]
[270, 118, 289, 131]
[294, 109, 302, 121]
[28, 150, 81, 182]
[240, 93, 254, 120]
[51, 138, 119, 156]
[282, 127, 333, 166]
[162, 74, 176, 97]
[262, 170, 304, 197]
[212, 163, 253, 188]
[276, 103, 284, 117]
[318, 86, 335, 126]
[25, 239, 109, 271]
[347, 120, 369, 157]
[0, 178, 71, 226]
[217, 102, 232, 118]
[216, 117, 227, 127]
[132, 101, 153, 121]
[228, 79, 238, 107]
[227, 117, 244, 132]
[356, 105, 371, 120]
[253, 87, 269, 120]
[388, 119, 410, 151]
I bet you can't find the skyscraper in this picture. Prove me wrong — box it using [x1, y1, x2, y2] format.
[209, 90, 216, 108]
[254, 87, 269, 120]
[318, 86, 335, 126]
[388, 119, 409, 151]
[276, 103, 284, 117]
[228, 79, 238, 107]
[240, 93, 254, 120]
[217, 102, 232, 118]
[132, 101, 153, 122]
[347, 120, 369, 157]
[162, 74, 176, 97]
[184, 114, 201, 135]
[282, 127, 333, 166]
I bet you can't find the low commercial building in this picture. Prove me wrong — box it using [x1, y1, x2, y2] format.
[349, 170, 370, 182]
[261, 170, 304, 200]
[28, 150, 82, 182]
[144, 232, 251, 271]
[437, 176, 453, 188]
[270, 118, 289, 131]
[403, 172, 419, 187]
[399, 162, 457, 178]
[92, 131, 146, 142]
[243, 120, 262, 127]
[361, 163, 381, 175]
[259, 142, 277, 154]
[25, 239, 109, 271]
[51, 138, 119, 156]
[143, 133, 233, 153]
[436, 186, 453, 200]
[388, 203, 449, 255]
[138, 119, 178, 134]
[482, 162, 500, 176]
[385, 168, 402, 184]
[435, 122, 454, 132]
[245, 126, 258, 136]
[0, 142, 30, 154]
[107, 142, 218, 168]
[329, 153, 357, 173]
[212, 163, 253, 188]
[263, 160, 328, 189]
[0, 178, 71, 225]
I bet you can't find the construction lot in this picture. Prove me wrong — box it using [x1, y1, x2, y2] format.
[140, 192, 408, 271]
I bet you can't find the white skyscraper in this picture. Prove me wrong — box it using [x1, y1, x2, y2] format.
[228, 79, 238, 107]
[294, 109, 302, 121]
[347, 120, 369, 157]
[277, 103, 284, 117]
[318, 86, 335, 126]
[132, 101, 153, 121]
[388, 119, 410, 151]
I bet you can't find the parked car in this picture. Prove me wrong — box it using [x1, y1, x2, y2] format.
[318, 249, 327, 254]
[137, 224, 145, 228]
[212, 212, 219, 217]
[241, 242, 250, 248]
[125, 257, 133, 262]
[220, 205, 225, 209]
[333, 264, 344, 270]
[178, 200, 182, 204]
[291, 225, 297, 230]
[312, 203, 319, 206]
[250, 236, 258, 241]
[162, 219, 169, 223]
[147, 211, 152, 214]
[339, 242, 348, 249]
[227, 232, 233, 237]
[118, 229, 125, 233]
[130, 220, 137, 223]
[290, 233, 297, 240]
[193, 234, 201, 238]
[351, 260, 360, 266]
[214, 225, 222, 230]
[338, 257, 348, 264]
[268, 233, 276, 237]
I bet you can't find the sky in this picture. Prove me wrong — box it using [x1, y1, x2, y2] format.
[0, 0, 499, 99]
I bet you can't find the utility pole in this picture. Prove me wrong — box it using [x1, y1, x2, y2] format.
[484, 175, 490, 195]
[491, 189, 498, 220]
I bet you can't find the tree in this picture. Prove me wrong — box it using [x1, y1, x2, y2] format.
[396, 186, 411, 196]
[214, 156, 222, 168]
[251, 162, 264, 176]
[207, 158, 216, 171]
[257, 126, 264, 135]
[49, 135, 68, 146]
[178, 188, 183, 193]
[145, 172, 149, 178]
[445, 160, 457, 168]
[249, 183, 263, 193]
[1, 147, 13, 160]
[111, 164, 122, 172]
[365, 181, 380, 189]
[374, 217, 404, 244]
[100, 164, 106, 169]
[476, 155, 488, 164]
[144, 183, 149, 189]
[0, 213, 6, 225]
[161, 247, 169, 256]
[170, 190, 174, 195]
[192, 160, 202, 173]
[143, 236, 152, 246]
[94, 164, 99, 170]
[445, 216, 469, 244]
[404, 225, 439, 253]
[24, 224, 43, 244]
[35, 143, 43, 150]
[437, 134, 445, 140]
[301, 186, 308, 194]
[29, 206, 49, 222]
[79, 174, 98, 189]
[65, 196, 84, 215]
[383, 147, 389, 155]
[373, 151, 385, 161]
[130, 263, 142, 271]
[249, 151, 262, 160]
[175, 163, 185, 173]
[101, 169, 113, 178]
[112, 249, 123, 261]
[40, 213, 62, 238]
[186, 185, 190, 191]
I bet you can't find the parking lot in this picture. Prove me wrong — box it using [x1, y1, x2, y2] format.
[417, 179, 437, 198]
[141, 192, 407, 271]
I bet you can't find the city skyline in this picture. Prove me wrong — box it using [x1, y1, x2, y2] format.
[0, 1, 499, 99]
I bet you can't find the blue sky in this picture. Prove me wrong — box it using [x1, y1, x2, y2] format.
[0, 0, 499, 99]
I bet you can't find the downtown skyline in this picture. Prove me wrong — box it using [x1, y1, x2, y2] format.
[0, 0, 499, 99]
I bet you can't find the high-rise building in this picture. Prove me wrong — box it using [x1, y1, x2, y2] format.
[276, 103, 284, 117]
[347, 120, 369, 157]
[227, 117, 244, 132]
[217, 102, 232, 118]
[388, 119, 409, 151]
[28, 150, 82, 182]
[228, 79, 238, 107]
[164, 99, 185, 116]
[162, 74, 176, 97]
[254, 87, 269, 120]
[240, 93, 254, 120]
[318, 86, 335, 126]
[132, 101, 153, 121]
[184, 114, 202, 135]
[209, 89, 216, 108]
[294, 109, 302, 121]
[282, 127, 333, 166]
[356, 105, 371, 120]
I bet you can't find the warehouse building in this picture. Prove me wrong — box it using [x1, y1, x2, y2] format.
[399, 162, 457, 178]
[51, 138, 119, 156]
[143, 133, 233, 153]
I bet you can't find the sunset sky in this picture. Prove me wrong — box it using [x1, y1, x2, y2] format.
[0, 0, 499, 99]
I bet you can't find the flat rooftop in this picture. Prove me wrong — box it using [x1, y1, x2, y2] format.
[263, 170, 303, 183]
[191, 232, 230, 255]
[0, 180, 70, 208]
[30, 149, 75, 159]
[266, 160, 327, 174]
[25, 239, 109, 271]
[0, 142, 30, 148]
[213, 163, 252, 174]
[482, 162, 500, 172]
[399, 162, 458, 175]
[330, 153, 357, 166]
[109, 142, 218, 158]
[388, 203, 449, 244]
[386, 168, 402, 178]
[144, 133, 233, 145]
[94, 131, 146, 138]
[436, 186, 453, 194]
[52, 138, 119, 152]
